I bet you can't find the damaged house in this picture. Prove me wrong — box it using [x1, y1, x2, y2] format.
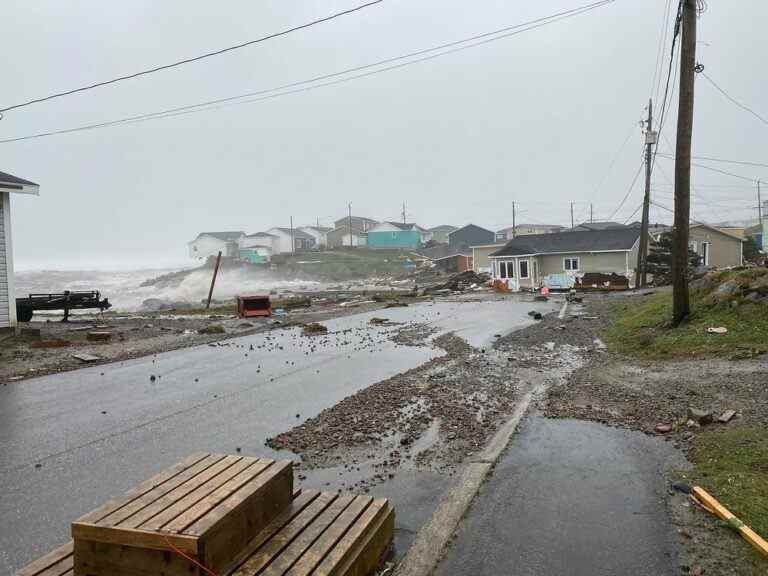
[489, 227, 640, 291]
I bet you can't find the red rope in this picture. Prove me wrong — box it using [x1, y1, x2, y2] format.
[163, 534, 219, 576]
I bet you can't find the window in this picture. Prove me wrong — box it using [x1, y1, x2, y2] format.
[519, 260, 529, 279]
[564, 257, 579, 271]
[701, 241, 711, 266]
[499, 261, 507, 279]
[689, 240, 698, 252]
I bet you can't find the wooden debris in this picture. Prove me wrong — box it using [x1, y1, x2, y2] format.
[692, 486, 768, 558]
[86, 331, 112, 342]
[717, 410, 736, 423]
[30, 339, 71, 349]
[72, 353, 100, 362]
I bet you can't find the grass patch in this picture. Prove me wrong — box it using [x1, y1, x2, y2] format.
[604, 290, 768, 359]
[682, 425, 768, 565]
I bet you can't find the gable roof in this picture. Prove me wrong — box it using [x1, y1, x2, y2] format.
[690, 223, 746, 242]
[301, 226, 332, 233]
[497, 224, 563, 233]
[244, 232, 278, 238]
[329, 225, 368, 236]
[271, 227, 314, 240]
[429, 225, 458, 233]
[448, 224, 495, 237]
[572, 221, 627, 231]
[0, 170, 40, 194]
[491, 228, 640, 258]
[194, 231, 244, 242]
[386, 222, 419, 231]
[413, 245, 471, 261]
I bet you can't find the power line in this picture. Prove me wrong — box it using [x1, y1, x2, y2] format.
[0, 0, 618, 144]
[651, 0, 674, 102]
[589, 120, 639, 199]
[657, 152, 768, 170]
[0, 0, 385, 114]
[656, 154, 757, 182]
[609, 153, 645, 220]
[701, 71, 768, 127]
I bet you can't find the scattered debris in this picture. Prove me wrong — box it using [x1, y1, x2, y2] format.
[87, 331, 112, 342]
[384, 302, 409, 309]
[687, 407, 714, 426]
[303, 323, 328, 336]
[31, 339, 71, 349]
[717, 410, 736, 424]
[19, 327, 42, 339]
[527, 311, 543, 320]
[533, 295, 549, 302]
[199, 324, 226, 335]
[72, 353, 101, 363]
[655, 424, 673, 434]
[369, 317, 390, 325]
[706, 326, 728, 335]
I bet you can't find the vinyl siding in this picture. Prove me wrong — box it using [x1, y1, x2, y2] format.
[472, 245, 506, 273]
[689, 227, 742, 268]
[539, 251, 630, 276]
[0, 194, 9, 328]
[367, 230, 421, 249]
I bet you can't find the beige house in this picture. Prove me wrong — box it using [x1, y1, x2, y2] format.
[688, 224, 744, 268]
[472, 244, 506, 274]
[496, 224, 564, 242]
[489, 228, 640, 291]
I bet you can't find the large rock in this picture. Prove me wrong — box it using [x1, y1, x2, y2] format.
[687, 407, 713, 426]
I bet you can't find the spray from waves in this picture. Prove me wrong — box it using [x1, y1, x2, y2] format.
[15, 267, 323, 312]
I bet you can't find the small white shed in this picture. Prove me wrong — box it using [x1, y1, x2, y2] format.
[1, 171, 39, 329]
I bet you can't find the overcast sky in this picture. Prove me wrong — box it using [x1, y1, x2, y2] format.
[3, 0, 767, 269]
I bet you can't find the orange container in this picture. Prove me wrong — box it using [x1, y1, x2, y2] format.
[235, 294, 272, 318]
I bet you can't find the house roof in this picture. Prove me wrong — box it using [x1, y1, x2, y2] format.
[271, 227, 314, 240]
[491, 228, 640, 257]
[448, 224, 495, 237]
[497, 224, 563, 233]
[329, 226, 367, 236]
[690, 223, 746, 242]
[429, 225, 458, 233]
[194, 231, 245, 242]
[413, 245, 471, 261]
[572, 221, 627, 231]
[0, 170, 40, 194]
[244, 232, 278, 238]
[301, 226, 332, 233]
[384, 222, 418, 231]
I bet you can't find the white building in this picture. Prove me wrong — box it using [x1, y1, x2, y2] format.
[188, 231, 244, 259]
[1, 171, 39, 329]
[266, 227, 316, 253]
[239, 232, 278, 252]
[298, 226, 332, 248]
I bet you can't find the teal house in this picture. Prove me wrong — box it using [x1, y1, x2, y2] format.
[367, 222, 431, 249]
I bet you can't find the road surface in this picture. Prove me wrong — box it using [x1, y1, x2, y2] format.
[0, 296, 552, 573]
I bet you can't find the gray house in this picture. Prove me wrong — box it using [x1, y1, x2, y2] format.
[1, 171, 39, 329]
[448, 224, 496, 248]
[489, 228, 640, 291]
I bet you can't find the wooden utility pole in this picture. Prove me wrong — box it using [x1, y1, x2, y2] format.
[636, 99, 655, 289]
[672, 0, 697, 324]
[758, 179, 763, 224]
[206, 251, 222, 309]
[290, 216, 295, 254]
[590, 203, 593, 223]
[512, 201, 516, 238]
[570, 202, 574, 229]
[401, 202, 407, 224]
[348, 203, 353, 248]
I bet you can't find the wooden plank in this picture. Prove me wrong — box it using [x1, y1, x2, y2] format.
[33, 554, 72, 576]
[76, 452, 210, 525]
[71, 523, 199, 555]
[97, 454, 227, 527]
[692, 486, 768, 558]
[117, 454, 243, 529]
[164, 459, 274, 533]
[264, 494, 373, 576]
[220, 490, 321, 575]
[139, 456, 256, 531]
[73, 539, 199, 576]
[258, 494, 356, 576]
[313, 499, 393, 576]
[230, 492, 339, 576]
[16, 541, 73, 576]
[189, 462, 294, 572]
[280, 495, 373, 576]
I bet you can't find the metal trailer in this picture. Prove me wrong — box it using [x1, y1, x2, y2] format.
[16, 290, 112, 322]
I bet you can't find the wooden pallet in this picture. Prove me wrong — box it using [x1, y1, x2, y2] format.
[18, 454, 393, 576]
[72, 453, 293, 575]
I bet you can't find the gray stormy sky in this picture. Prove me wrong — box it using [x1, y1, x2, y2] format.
[2, 0, 767, 269]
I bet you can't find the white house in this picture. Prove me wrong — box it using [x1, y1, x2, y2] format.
[1, 171, 39, 329]
[239, 232, 278, 252]
[298, 226, 331, 248]
[188, 231, 244, 259]
[266, 227, 316, 253]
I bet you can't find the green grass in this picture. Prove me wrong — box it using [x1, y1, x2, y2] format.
[682, 425, 768, 563]
[604, 290, 768, 359]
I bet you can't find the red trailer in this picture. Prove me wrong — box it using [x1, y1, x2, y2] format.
[235, 294, 272, 318]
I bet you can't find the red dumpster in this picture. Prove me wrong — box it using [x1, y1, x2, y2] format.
[235, 294, 272, 318]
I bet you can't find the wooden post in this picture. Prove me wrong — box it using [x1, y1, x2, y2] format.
[206, 251, 222, 310]
[636, 99, 653, 289]
[672, 0, 697, 325]
[512, 201, 516, 238]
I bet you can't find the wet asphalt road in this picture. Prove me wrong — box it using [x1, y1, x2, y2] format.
[435, 416, 685, 576]
[0, 297, 552, 573]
